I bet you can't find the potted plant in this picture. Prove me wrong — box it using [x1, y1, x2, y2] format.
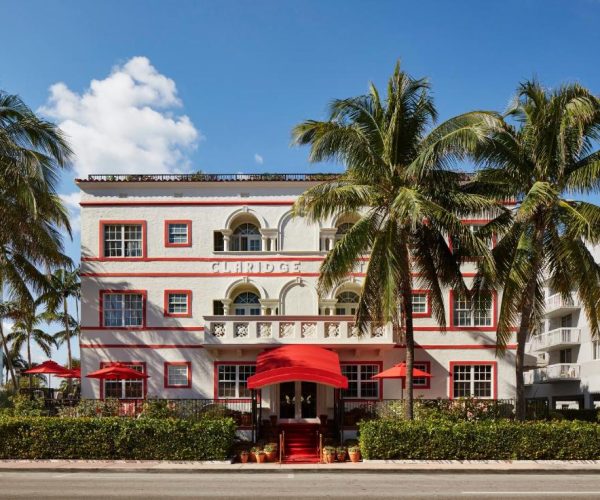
[256, 449, 266, 464]
[269, 414, 278, 426]
[348, 446, 361, 463]
[323, 446, 336, 464]
[250, 446, 261, 462]
[336, 446, 347, 462]
[239, 450, 249, 463]
[264, 443, 278, 462]
[319, 414, 328, 426]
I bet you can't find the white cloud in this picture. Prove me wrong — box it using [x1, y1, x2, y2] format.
[59, 192, 81, 234]
[40, 56, 201, 178]
[254, 153, 264, 165]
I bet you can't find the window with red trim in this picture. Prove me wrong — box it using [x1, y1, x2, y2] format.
[452, 292, 493, 328]
[101, 362, 146, 399]
[412, 291, 431, 318]
[164, 362, 191, 388]
[340, 363, 380, 399]
[165, 220, 192, 247]
[413, 361, 431, 389]
[164, 290, 192, 317]
[217, 364, 256, 398]
[101, 291, 145, 328]
[102, 222, 145, 258]
[450, 362, 496, 399]
[450, 222, 495, 255]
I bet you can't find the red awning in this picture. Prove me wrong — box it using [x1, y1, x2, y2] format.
[247, 345, 348, 389]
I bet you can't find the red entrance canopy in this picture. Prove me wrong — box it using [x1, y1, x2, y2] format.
[247, 345, 348, 389]
[22, 360, 71, 376]
[86, 363, 148, 380]
[372, 362, 432, 380]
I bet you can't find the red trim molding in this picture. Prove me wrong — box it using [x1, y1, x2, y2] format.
[99, 290, 147, 329]
[164, 220, 192, 247]
[81, 343, 204, 349]
[82, 200, 296, 207]
[395, 343, 517, 350]
[99, 220, 147, 260]
[81, 326, 204, 332]
[448, 361, 498, 400]
[412, 289, 432, 319]
[164, 361, 192, 388]
[163, 290, 192, 318]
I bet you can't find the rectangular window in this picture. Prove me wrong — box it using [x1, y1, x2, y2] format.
[413, 362, 431, 388]
[214, 231, 224, 251]
[165, 220, 191, 247]
[164, 290, 191, 317]
[103, 223, 144, 258]
[217, 364, 256, 399]
[452, 293, 493, 327]
[103, 363, 144, 399]
[559, 348, 572, 364]
[412, 292, 429, 316]
[452, 363, 494, 399]
[451, 224, 494, 254]
[165, 362, 191, 388]
[213, 300, 225, 315]
[593, 341, 600, 360]
[102, 292, 144, 327]
[341, 364, 380, 399]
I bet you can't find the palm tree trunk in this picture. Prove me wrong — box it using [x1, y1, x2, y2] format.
[515, 217, 545, 421]
[63, 296, 72, 393]
[400, 258, 415, 420]
[27, 334, 32, 390]
[0, 280, 18, 391]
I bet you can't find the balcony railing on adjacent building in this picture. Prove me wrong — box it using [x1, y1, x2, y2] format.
[202, 316, 396, 345]
[531, 328, 581, 352]
[544, 293, 580, 317]
[524, 363, 580, 384]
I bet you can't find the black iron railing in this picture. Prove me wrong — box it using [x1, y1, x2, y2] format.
[80, 173, 340, 183]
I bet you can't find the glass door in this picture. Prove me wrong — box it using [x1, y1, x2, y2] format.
[279, 382, 318, 421]
[279, 382, 296, 419]
[300, 382, 317, 418]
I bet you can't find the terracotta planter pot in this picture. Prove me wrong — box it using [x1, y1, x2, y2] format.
[325, 452, 336, 464]
[256, 452, 266, 464]
[240, 452, 249, 463]
[349, 451, 361, 463]
[265, 450, 277, 462]
[337, 451, 347, 462]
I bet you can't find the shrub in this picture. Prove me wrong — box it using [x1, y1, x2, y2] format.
[551, 409, 599, 422]
[359, 419, 600, 460]
[57, 399, 120, 418]
[0, 394, 45, 417]
[0, 416, 236, 460]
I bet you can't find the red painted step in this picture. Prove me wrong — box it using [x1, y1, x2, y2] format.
[280, 424, 320, 464]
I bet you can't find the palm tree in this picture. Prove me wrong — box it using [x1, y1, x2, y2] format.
[1, 349, 25, 388]
[39, 268, 80, 371]
[0, 91, 72, 390]
[6, 299, 56, 389]
[51, 312, 79, 360]
[467, 81, 600, 419]
[292, 62, 498, 418]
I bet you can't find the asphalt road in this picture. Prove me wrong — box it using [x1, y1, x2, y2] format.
[1, 472, 599, 499]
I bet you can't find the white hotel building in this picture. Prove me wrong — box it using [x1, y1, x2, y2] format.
[78, 173, 520, 427]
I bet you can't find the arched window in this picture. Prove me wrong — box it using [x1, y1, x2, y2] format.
[335, 291, 359, 315]
[231, 223, 262, 252]
[233, 292, 261, 316]
[335, 222, 354, 242]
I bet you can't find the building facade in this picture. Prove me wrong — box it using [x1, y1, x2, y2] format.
[78, 173, 518, 424]
[525, 274, 600, 409]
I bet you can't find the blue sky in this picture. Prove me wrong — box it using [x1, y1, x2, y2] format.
[1, 0, 599, 367]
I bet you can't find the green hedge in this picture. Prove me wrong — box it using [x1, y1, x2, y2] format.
[359, 419, 600, 460]
[0, 416, 236, 460]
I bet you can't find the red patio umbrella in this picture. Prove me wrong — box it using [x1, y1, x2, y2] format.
[86, 363, 148, 380]
[55, 368, 81, 379]
[372, 362, 432, 399]
[22, 360, 71, 376]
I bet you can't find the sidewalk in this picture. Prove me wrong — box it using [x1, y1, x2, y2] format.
[1, 459, 600, 473]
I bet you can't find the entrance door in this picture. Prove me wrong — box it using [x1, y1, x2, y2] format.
[279, 381, 318, 421]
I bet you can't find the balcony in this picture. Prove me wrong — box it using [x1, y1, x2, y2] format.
[531, 328, 581, 352]
[544, 293, 580, 318]
[524, 363, 580, 385]
[202, 316, 397, 347]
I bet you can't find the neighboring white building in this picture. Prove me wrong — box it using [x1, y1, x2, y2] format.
[77, 173, 518, 426]
[525, 272, 600, 409]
